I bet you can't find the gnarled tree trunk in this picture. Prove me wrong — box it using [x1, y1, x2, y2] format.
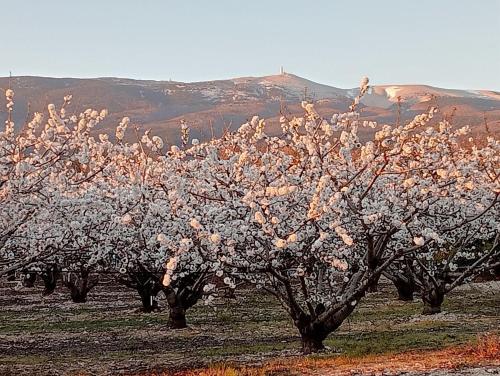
[163, 272, 207, 329]
[298, 322, 329, 354]
[63, 270, 98, 303]
[387, 272, 419, 301]
[164, 288, 188, 329]
[6, 270, 16, 281]
[295, 303, 357, 354]
[137, 283, 161, 313]
[40, 265, 59, 296]
[301, 332, 327, 354]
[395, 278, 416, 301]
[384, 258, 419, 301]
[22, 271, 37, 287]
[167, 302, 187, 329]
[116, 269, 163, 313]
[367, 273, 381, 293]
[422, 287, 445, 315]
[366, 255, 382, 293]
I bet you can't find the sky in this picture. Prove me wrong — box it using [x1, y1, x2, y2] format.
[2, 0, 499, 89]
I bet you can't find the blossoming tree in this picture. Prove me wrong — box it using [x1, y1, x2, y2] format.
[172, 78, 499, 353]
[97, 129, 213, 325]
[386, 135, 499, 313]
[1, 89, 114, 302]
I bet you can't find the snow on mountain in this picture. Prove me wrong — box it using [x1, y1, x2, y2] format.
[361, 85, 500, 109]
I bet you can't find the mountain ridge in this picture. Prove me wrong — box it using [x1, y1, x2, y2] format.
[1, 73, 499, 143]
[5, 72, 499, 92]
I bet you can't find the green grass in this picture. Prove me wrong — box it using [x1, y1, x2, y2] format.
[0, 355, 51, 366]
[351, 301, 422, 321]
[443, 292, 500, 315]
[201, 342, 295, 357]
[324, 328, 475, 357]
[0, 314, 167, 334]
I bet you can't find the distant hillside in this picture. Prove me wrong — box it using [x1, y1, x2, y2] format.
[1, 73, 499, 144]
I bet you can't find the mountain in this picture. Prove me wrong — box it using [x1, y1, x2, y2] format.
[1, 73, 499, 143]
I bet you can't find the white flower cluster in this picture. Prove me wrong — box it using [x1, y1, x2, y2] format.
[115, 117, 130, 141]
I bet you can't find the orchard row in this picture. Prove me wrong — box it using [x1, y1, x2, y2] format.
[1, 78, 498, 353]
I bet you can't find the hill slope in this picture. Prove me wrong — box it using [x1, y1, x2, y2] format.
[1, 73, 498, 143]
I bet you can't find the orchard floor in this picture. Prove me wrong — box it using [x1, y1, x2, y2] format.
[0, 279, 498, 376]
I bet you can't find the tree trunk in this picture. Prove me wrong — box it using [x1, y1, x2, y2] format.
[63, 271, 98, 304]
[138, 289, 159, 313]
[396, 281, 415, 301]
[301, 334, 326, 354]
[117, 270, 164, 313]
[164, 286, 188, 329]
[22, 272, 37, 288]
[168, 304, 187, 329]
[296, 305, 354, 354]
[422, 288, 445, 315]
[69, 288, 89, 303]
[367, 273, 381, 293]
[42, 277, 58, 296]
[392, 276, 417, 301]
[6, 270, 16, 281]
[297, 320, 331, 354]
[40, 267, 59, 296]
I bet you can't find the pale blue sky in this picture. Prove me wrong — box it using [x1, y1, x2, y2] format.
[2, 0, 499, 89]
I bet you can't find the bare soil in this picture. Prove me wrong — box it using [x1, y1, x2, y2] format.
[0, 278, 498, 375]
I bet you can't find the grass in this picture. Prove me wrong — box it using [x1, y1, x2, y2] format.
[324, 328, 473, 357]
[0, 280, 498, 375]
[200, 342, 294, 358]
[0, 313, 167, 334]
[179, 334, 500, 376]
[0, 355, 52, 366]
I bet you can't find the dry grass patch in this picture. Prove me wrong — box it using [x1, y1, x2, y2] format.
[174, 334, 500, 376]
